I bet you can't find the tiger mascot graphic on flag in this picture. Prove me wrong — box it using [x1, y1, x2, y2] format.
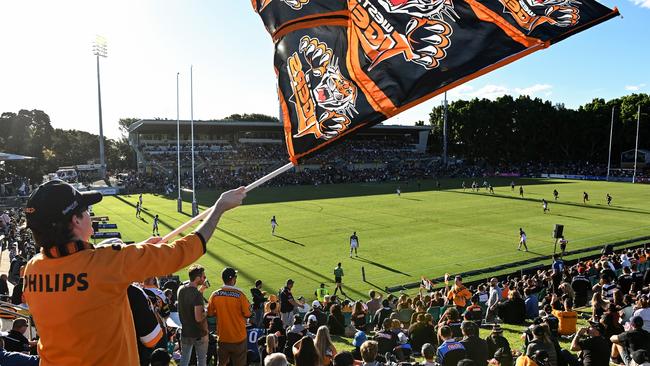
[350, 0, 457, 70]
[499, 0, 580, 32]
[286, 36, 358, 140]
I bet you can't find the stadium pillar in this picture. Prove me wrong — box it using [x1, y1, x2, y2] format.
[176, 72, 182, 213]
[93, 36, 108, 179]
[633, 104, 641, 184]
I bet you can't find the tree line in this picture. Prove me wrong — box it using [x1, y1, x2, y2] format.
[0, 110, 135, 182]
[1, 96, 647, 183]
[428, 93, 649, 164]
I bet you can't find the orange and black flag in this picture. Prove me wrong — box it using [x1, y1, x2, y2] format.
[252, 0, 618, 163]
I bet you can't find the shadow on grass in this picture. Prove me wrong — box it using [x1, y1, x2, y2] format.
[400, 197, 422, 202]
[217, 227, 367, 300]
[354, 256, 411, 277]
[448, 190, 650, 216]
[187, 178, 574, 206]
[275, 235, 305, 247]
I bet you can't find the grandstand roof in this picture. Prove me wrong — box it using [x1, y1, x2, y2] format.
[129, 119, 431, 135]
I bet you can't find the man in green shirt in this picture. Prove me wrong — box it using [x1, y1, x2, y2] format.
[334, 262, 346, 296]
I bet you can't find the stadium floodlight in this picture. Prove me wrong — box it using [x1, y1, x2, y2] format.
[93, 35, 108, 179]
[177, 72, 182, 213]
[190, 65, 198, 217]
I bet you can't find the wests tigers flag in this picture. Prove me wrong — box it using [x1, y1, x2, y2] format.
[252, 0, 618, 163]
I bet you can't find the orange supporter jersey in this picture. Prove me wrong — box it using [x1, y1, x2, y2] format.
[23, 233, 206, 366]
[552, 309, 577, 336]
[207, 285, 252, 343]
[447, 285, 472, 307]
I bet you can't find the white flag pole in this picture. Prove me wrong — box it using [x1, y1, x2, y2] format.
[632, 104, 641, 184]
[160, 162, 295, 243]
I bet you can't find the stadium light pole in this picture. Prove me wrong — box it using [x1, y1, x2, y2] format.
[176, 72, 182, 213]
[632, 104, 641, 184]
[190, 66, 198, 216]
[93, 36, 107, 179]
[606, 106, 615, 181]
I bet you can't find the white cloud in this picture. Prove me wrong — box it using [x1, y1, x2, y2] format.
[514, 84, 553, 95]
[625, 83, 646, 91]
[447, 83, 553, 100]
[629, 0, 650, 8]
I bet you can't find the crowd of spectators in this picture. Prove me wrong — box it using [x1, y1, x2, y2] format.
[0, 170, 30, 198]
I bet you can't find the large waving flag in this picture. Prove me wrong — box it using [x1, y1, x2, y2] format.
[252, 0, 618, 163]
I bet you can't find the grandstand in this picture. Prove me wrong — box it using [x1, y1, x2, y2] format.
[128, 119, 432, 175]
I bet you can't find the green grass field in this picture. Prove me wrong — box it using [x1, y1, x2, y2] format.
[93, 178, 650, 300]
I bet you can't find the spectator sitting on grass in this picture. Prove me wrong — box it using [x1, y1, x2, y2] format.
[436, 325, 466, 366]
[486, 324, 510, 359]
[328, 304, 346, 336]
[409, 313, 437, 353]
[498, 290, 526, 325]
[305, 300, 327, 327]
[438, 306, 463, 340]
[460, 321, 488, 365]
[552, 297, 577, 336]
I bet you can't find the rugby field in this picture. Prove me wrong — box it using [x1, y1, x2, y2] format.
[93, 178, 650, 300]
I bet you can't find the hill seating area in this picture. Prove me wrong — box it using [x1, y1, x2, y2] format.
[2, 198, 650, 365]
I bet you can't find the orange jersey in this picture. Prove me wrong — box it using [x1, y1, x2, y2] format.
[552, 309, 577, 336]
[23, 233, 205, 366]
[447, 285, 472, 307]
[207, 285, 252, 343]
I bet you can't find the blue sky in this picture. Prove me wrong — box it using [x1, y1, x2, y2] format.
[0, 0, 647, 139]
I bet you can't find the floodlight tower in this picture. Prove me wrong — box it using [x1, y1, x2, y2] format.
[93, 36, 108, 179]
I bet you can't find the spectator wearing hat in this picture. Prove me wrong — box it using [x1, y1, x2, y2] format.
[460, 321, 488, 365]
[178, 264, 210, 366]
[21, 180, 245, 366]
[445, 275, 472, 312]
[611, 316, 650, 366]
[280, 279, 300, 327]
[486, 324, 511, 359]
[207, 267, 252, 366]
[569, 321, 610, 366]
[251, 280, 267, 328]
[305, 300, 328, 327]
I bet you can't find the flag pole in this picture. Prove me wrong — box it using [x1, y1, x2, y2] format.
[632, 104, 641, 184]
[160, 162, 295, 243]
[606, 106, 614, 181]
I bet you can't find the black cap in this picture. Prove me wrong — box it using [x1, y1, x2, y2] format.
[221, 267, 237, 282]
[588, 320, 606, 335]
[25, 180, 102, 231]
